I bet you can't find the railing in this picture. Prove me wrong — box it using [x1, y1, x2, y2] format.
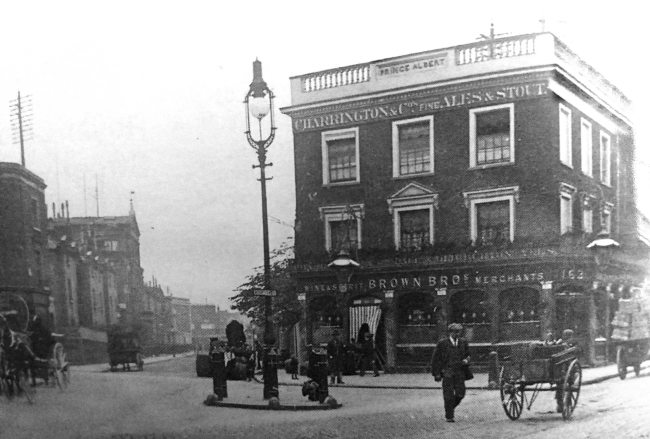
[301, 64, 371, 92]
[456, 35, 536, 65]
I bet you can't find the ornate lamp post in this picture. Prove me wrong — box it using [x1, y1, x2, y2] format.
[244, 59, 278, 399]
[587, 230, 620, 362]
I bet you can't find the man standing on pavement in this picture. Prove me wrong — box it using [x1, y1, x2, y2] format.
[327, 329, 345, 384]
[359, 332, 380, 377]
[431, 323, 471, 422]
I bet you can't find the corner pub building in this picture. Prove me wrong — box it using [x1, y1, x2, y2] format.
[280, 32, 650, 371]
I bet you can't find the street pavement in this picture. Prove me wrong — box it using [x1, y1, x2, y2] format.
[72, 352, 648, 410]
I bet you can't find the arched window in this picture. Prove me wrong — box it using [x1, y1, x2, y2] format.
[499, 287, 541, 341]
[450, 290, 490, 342]
[310, 295, 342, 328]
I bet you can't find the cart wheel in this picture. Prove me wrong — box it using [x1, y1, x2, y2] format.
[62, 365, 71, 386]
[17, 370, 35, 404]
[634, 364, 641, 377]
[561, 359, 582, 421]
[136, 353, 144, 371]
[616, 347, 627, 380]
[55, 367, 67, 391]
[499, 366, 523, 420]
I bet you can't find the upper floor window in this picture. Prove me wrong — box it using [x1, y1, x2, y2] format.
[582, 206, 593, 234]
[602, 202, 614, 233]
[322, 128, 359, 185]
[318, 204, 364, 252]
[388, 182, 438, 250]
[600, 131, 611, 186]
[464, 186, 519, 245]
[392, 116, 434, 177]
[560, 183, 576, 235]
[580, 118, 593, 177]
[559, 104, 572, 167]
[469, 104, 514, 168]
[104, 240, 119, 251]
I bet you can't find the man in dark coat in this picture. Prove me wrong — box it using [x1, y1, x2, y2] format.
[327, 329, 345, 384]
[431, 323, 471, 422]
[359, 332, 379, 377]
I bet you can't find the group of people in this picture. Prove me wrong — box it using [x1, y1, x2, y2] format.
[326, 327, 380, 385]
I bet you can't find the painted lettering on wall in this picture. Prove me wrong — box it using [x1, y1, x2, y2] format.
[293, 82, 547, 132]
[377, 55, 447, 77]
[301, 267, 587, 294]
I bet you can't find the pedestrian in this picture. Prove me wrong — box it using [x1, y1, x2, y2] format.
[286, 355, 299, 380]
[327, 329, 345, 384]
[431, 323, 472, 422]
[359, 332, 379, 377]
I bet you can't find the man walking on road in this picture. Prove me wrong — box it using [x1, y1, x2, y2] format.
[431, 323, 471, 422]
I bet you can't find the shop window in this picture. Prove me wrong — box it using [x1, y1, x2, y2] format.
[450, 290, 491, 342]
[392, 116, 434, 177]
[469, 104, 514, 168]
[322, 128, 359, 185]
[398, 292, 436, 326]
[580, 118, 593, 176]
[311, 296, 342, 328]
[499, 287, 541, 341]
[464, 186, 518, 245]
[600, 131, 611, 186]
[559, 104, 572, 167]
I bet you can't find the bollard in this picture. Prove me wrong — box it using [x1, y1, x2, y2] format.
[313, 346, 329, 403]
[209, 338, 228, 400]
[488, 351, 500, 389]
[263, 347, 280, 399]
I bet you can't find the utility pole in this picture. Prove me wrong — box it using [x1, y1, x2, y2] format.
[9, 91, 33, 167]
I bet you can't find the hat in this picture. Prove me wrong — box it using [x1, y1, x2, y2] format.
[448, 323, 463, 332]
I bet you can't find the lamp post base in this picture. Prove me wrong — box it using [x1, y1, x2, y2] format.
[262, 345, 279, 400]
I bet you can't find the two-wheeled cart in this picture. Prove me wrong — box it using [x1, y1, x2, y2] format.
[611, 287, 650, 380]
[499, 343, 582, 421]
[108, 330, 144, 372]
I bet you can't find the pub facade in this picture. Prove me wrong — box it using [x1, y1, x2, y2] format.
[281, 32, 649, 370]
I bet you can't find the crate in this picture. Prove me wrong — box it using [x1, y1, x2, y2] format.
[521, 359, 551, 382]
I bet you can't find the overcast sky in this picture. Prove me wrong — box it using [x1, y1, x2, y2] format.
[0, 1, 647, 310]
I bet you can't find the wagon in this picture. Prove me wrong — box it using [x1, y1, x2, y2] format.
[610, 288, 650, 380]
[499, 343, 582, 421]
[108, 331, 144, 372]
[615, 338, 649, 380]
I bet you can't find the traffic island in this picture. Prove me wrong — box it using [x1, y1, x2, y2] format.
[203, 393, 342, 411]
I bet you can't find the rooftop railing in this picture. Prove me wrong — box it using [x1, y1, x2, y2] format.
[301, 63, 371, 92]
[456, 35, 536, 65]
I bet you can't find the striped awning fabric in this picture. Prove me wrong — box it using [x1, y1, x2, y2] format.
[349, 305, 382, 341]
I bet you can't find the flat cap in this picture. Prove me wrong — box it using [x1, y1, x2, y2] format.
[448, 323, 463, 332]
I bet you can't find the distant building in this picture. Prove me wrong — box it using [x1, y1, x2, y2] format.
[190, 303, 251, 350]
[0, 163, 50, 331]
[168, 296, 191, 345]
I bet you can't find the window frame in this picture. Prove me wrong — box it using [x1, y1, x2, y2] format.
[582, 206, 593, 234]
[321, 127, 360, 186]
[469, 103, 515, 169]
[392, 115, 434, 178]
[559, 183, 576, 235]
[580, 118, 593, 177]
[393, 205, 434, 250]
[559, 103, 572, 167]
[600, 131, 612, 186]
[318, 204, 364, 252]
[602, 202, 614, 234]
[464, 186, 519, 244]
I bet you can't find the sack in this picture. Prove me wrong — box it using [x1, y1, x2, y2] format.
[463, 364, 474, 381]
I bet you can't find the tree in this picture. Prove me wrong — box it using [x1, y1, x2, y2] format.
[230, 240, 302, 330]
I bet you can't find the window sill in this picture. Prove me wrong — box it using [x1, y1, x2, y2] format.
[392, 173, 434, 180]
[468, 162, 515, 171]
[323, 181, 360, 188]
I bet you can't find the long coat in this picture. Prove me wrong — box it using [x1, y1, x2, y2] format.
[430, 337, 471, 378]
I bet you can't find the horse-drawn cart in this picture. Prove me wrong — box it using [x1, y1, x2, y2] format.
[499, 342, 582, 421]
[108, 330, 144, 372]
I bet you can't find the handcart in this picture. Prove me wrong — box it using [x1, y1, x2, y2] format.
[611, 287, 650, 380]
[499, 343, 582, 421]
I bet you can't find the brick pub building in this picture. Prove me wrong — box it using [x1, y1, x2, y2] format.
[281, 32, 650, 371]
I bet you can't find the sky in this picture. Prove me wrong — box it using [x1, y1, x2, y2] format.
[0, 1, 647, 310]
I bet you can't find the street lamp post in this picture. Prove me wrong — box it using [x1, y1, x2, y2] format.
[244, 59, 278, 400]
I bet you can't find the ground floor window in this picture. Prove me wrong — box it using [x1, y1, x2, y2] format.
[310, 295, 342, 329]
[397, 292, 438, 344]
[499, 287, 541, 341]
[450, 290, 491, 342]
